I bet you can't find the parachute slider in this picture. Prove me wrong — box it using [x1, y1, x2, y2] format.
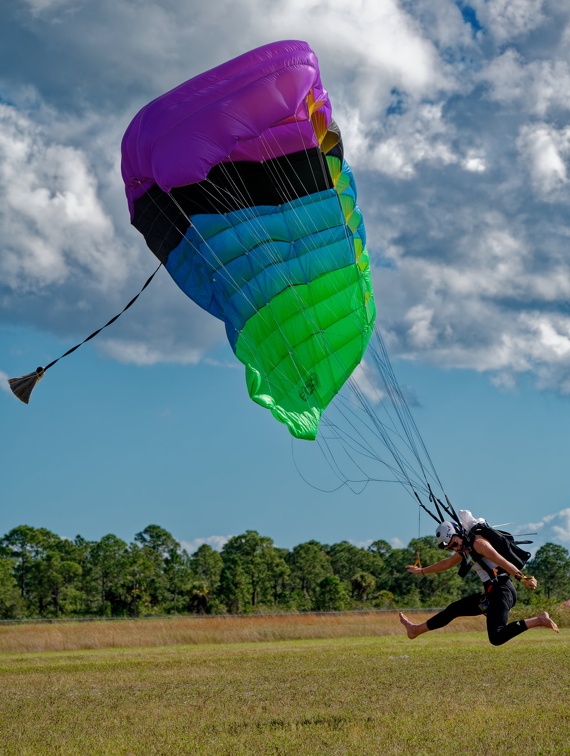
[8, 367, 45, 404]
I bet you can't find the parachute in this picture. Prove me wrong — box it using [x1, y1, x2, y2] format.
[7, 40, 536, 544]
[121, 40, 375, 440]
[8, 40, 450, 523]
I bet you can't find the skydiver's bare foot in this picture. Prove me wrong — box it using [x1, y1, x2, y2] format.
[537, 612, 559, 633]
[399, 612, 423, 639]
[525, 611, 560, 633]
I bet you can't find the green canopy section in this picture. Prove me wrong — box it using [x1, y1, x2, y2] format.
[236, 256, 375, 440]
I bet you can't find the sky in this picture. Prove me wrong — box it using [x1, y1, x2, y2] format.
[1, 0, 570, 556]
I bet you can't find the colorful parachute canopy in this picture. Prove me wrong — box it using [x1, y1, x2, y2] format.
[121, 40, 375, 440]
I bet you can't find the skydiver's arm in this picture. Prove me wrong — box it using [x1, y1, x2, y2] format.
[405, 552, 462, 575]
[472, 536, 537, 590]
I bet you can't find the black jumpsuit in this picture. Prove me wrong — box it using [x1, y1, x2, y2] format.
[426, 573, 527, 646]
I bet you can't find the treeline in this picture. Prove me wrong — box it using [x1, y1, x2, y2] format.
[1, 525, 569, 619]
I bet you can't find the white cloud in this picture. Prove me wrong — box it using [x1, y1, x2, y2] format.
[0, 103, 127, 293]
[0, 370, 11, 394]
[472, 0, 547, 44]
[483, 51, 570, 118]
[463, 152, 487, 173]
[263, 0, 446, 102]
[181, 535, 232, 554]
[403, 0, 474, 50]
[517, 123, 569, 194]
[349, 360, 384, 404]
[405, 305, 438, 349]
[523, 508, 570, 548]
[101, 339, 205, 367]
[21, 0, 76, 14]
[350, 538, 374, 550]
[367, 103, 458, 177]
[2, 0, 570, 396]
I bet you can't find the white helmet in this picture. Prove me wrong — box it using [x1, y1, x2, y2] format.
[435, 521, 461, 549]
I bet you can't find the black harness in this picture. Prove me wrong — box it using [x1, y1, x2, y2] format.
[458, 541, 504, 584]
[457, 522, 531, 585]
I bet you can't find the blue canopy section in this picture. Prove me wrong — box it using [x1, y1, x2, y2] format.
[165, 187, 356, 351]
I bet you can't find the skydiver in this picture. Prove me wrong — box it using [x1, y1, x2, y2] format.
[399, 521, 559, 645]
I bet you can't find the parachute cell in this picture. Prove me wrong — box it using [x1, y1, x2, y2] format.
[121, 40, 375, 439]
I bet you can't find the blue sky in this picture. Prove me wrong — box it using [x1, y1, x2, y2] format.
[1, 0, 570, 554]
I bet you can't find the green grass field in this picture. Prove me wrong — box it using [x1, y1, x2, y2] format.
[1, 613, 568, 755]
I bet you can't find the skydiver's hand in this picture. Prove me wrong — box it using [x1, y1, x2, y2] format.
[405, 565, 423, 575]
[522, 576, 537, 590]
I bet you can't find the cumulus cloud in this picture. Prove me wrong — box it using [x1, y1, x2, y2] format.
[350, 360, 385, 404]
[1, 0, 570, 395]
[21, 0, 75, 14]
[0, 103, 123, 293]
[181, 535, 232, 554]
[101, 334, 213, 367]
[350, 538, 374, 550]
[483, 51, 570, 118]
[523, 508, 570, 549]
[471, 0, 547, 44]
[368, 103, 459, 177]
[262, 0, 447, 102]
[517, 123, 569, 194]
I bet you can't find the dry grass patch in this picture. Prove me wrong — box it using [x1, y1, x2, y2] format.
[0, 611, 489, 654]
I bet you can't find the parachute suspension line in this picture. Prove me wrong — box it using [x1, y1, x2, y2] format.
[365, 360, 433, 495]
[370, 330, 444, 493]
[318, 400, 407, 487]
[259, 109, 452, 516]
[332, 373, 423, 488]
[291, 424, 405, 495]
[209, 165, 337, 404]
[345, 376, 428, 493]
[146, 104, 446, 513]
[197, 132, 373, 433]
[428, 487, 460, 526]
[341, 384, 432, 506]
[165, 189, 320, 405]
[205, 150, 346, 377]
[7, 263, 162, 404]
[256, 124, 375, 384]
[418, 501, 422, 539]
[367, 336, 429, 482]
[114, 171, 322, 425]
[259, 110, 445, 504]
[358, 330, 448, 503]
[414, 490, 442, 524]
[259, 132, 366, 346]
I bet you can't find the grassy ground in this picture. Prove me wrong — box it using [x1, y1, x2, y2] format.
[0, 616, 568, 754]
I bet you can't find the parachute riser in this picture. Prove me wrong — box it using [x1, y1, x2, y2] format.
[414, 491, 443, 524]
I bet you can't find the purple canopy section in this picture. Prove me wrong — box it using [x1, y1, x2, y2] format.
[121, 40, 331, 219]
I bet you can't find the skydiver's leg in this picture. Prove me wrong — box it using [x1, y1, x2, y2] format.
[425, 593, 483, 630]
[486, 582, 559, 645]
[486, 580, 526, 646]
[400, 593, 483, 639]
